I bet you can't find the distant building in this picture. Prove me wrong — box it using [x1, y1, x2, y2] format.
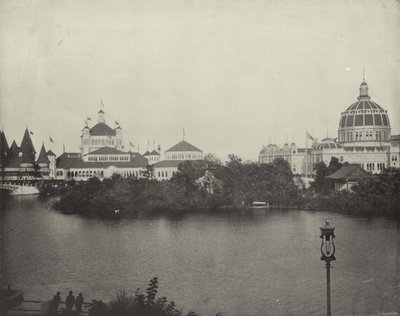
[153, 140, 204, 180]
[0, 129, 52, 180]
[144, 150, 161, 164]
[389, 134, 400, 168]
[259, 143, 312, 175]
[325, 164, 377, 191]
[80, 108, 122, 156]
[56, 107, 148, 181]
[259, 79, 399, 175]
[56, 150, 147, 181]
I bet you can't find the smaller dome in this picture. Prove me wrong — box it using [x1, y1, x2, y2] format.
[315, 139, 343, 150]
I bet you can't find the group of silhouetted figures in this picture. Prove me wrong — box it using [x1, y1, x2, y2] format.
[51, 291, 84, 316]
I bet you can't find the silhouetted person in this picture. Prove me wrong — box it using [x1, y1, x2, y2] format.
[52, 292, 61, 315]
[65, 291, 75, 311]
[75, 293, 84, 315]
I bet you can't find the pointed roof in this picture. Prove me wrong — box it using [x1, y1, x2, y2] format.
[20, 129, 36, 153]
[143, 151, 151, 156]
[37, 144, 50, 164]
[7, 141, 20, 167]
[165, 140, 202, 152]
[20, 129, 36, 164]
[0, 131, 9, 154]
[47, 150, 56, 156]
[150, 150, 160, 156]
[0, 131, 9, 167]
[9, 141, 19, 156]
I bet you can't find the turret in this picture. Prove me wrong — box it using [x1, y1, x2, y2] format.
[19, 129, 36, 168]
[37, 144, 50, 168]
[358, 80, 370, 100]
[98, 109, 105, 123]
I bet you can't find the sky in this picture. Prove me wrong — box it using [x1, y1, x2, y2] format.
[1, 0, 399, 161]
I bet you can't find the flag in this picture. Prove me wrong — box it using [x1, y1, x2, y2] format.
[129, 141, 134, 147]
[30, 131, 34, 135]
[49, 137, 54, 143]
[100, 99, 105, 108]
[86, 117, 91, 121]
[115, 121, 119, 125]
[306, 131, 314, 141]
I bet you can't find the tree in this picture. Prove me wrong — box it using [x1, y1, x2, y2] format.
[171, 160, 207, 189]
[311, 161, 329, 194]
[204, 152, 222, 170]
[143, 165, 155, 180]
[327, 157, 342, 175]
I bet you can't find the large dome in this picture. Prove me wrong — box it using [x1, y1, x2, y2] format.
[338, 81, 391, 144]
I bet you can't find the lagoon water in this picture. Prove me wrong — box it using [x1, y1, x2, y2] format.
[1, 196, 399, 315]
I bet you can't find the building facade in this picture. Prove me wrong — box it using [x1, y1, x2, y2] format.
[56, 107, 148, 181]
[0, 129, 53, 181]
[153, 140, 204, 180]
[259, 80, 399, 175]
[80, 109, 122, 156]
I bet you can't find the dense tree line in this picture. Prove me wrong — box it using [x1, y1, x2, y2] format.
[306, 157, 400, 218]
[51, 155, 298, 218]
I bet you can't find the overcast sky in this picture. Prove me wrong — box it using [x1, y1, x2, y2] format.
[1, 0, 399, 161]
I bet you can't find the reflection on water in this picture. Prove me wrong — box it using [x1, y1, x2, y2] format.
[1, 196, 399, 315]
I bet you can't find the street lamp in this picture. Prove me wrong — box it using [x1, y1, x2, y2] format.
[320, 220, 335, 316]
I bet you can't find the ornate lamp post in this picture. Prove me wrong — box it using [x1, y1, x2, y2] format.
[320, 220, 335, 316]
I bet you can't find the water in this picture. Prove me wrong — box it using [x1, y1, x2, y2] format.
[1, 196, 399, 315]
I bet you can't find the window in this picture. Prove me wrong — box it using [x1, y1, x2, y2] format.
[376, 163, 385, 171]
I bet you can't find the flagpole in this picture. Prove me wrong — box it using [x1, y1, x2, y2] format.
[305, 132, 308, 178]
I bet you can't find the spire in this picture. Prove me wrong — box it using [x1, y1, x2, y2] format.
[19, 129, 36, 164]
[20, 129, 36, 153]
[0, 131, 9, 168]
[98, 100, 105, 123]
[363, 65, 365, 81]
[37, 143, 50, 164]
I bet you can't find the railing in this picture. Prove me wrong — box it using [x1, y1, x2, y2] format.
[8, 300, 93, 315]
[0, 183, 19, 191]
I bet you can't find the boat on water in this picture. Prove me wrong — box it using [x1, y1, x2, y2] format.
[246, 201, 270, 210]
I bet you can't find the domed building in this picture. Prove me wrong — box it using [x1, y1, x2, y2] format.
[337, 80, 391, 173]
[258, 78, 399, 176]
[80, 107, 123, 156]
[313, 138, 344, 166]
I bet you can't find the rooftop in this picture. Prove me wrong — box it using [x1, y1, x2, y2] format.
[166, 140, 202, 152]
[89, 123, 116, 136]
[326, 164, 376, 180]
[86, 147, 127, 156]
